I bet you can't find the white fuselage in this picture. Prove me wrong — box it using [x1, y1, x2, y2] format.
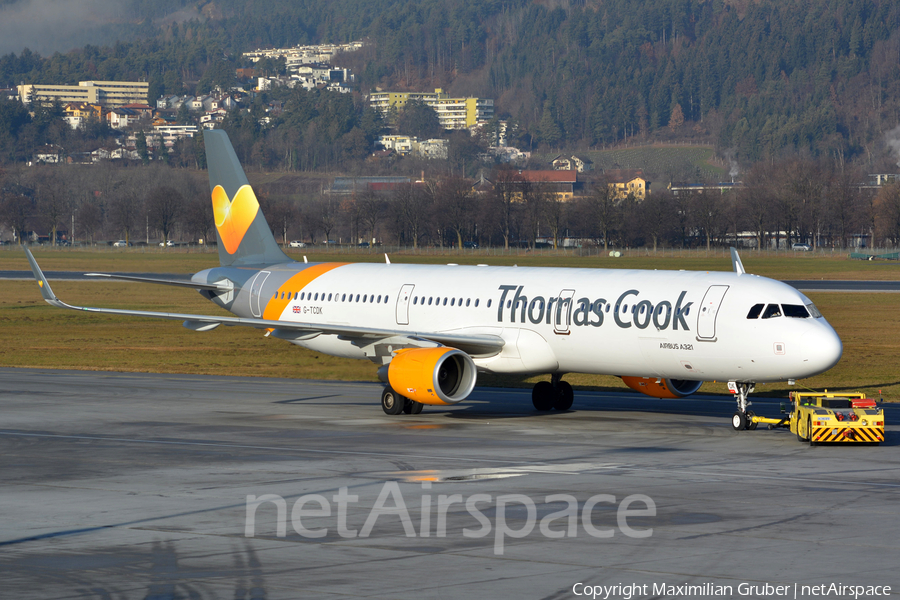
[198, 262, 842, 384]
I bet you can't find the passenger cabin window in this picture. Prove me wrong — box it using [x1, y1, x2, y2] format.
[747, 303, 764, 319]
[782, 304, 810, 318]
[761, 304, 782, 319]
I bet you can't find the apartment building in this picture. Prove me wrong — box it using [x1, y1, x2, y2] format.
[369, 88, 494, 130]
[243, 41, 364, 66]
[18, 81, 149, 108]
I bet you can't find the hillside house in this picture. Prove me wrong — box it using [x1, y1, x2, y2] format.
[551, 155, 593, 173]
[63, 102, 103, 129]
[605, 169, 651, 200]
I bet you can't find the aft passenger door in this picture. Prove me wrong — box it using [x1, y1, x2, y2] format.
[396, 284, 415, 325]
[553, 289, 576, 335]
[696, 285, 729, 341]
[249, 271, 270, 318]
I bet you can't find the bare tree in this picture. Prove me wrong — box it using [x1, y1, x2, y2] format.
[585, 176, 619, 250]
[391, 182, 432, 249]
[78, 198, 102, 246]
[637, 189, 674, 251]
[827, 167, 864, 249]
[0, 167, 35, 244]
[741, 163, 776, 250]
[312, 195, 340, 244]
[0, 190, 34, 244]
[691, 191, 723, 251]
[146, 185, 184, 245]
[359, 189, 385, 245]
[35, 168, 71, 246]
[519, 179, 548, 249]
[874, 183, 900, 247]
[544, 189, 567, 249]
[490, 167, 523, 250]
[434, 176, 474, 249]
[262, 197, 299, 247]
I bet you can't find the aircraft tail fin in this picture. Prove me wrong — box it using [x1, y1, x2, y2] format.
[203, 129, 290, 267]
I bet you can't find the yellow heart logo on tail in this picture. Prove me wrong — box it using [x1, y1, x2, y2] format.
[212, 185, 260, 254]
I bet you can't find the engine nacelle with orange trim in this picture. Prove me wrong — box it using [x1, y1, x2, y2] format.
[383, 348, 477, 406]
[621, 376, 703, 399]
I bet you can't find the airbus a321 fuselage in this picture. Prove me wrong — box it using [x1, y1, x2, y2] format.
[26, 130, 843, 429]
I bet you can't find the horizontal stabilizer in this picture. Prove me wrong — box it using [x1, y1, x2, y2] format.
[85, 273, 232, 292]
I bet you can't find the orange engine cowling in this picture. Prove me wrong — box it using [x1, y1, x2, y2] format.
[386, 348, 477, 405]
[621, 376, 703, 399]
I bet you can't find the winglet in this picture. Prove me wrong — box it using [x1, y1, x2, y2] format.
[24, 247, 66, 307]
[730, 247, 746, 275]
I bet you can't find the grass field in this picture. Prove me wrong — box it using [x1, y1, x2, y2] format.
[2, 249, 899, 401]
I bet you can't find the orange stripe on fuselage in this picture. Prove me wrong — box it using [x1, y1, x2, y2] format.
[262, 263, 349, 321]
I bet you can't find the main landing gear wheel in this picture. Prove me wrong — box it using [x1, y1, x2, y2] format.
[554, 381, 574, 411]
[532, 381, 554, 411]
[403, 399, 424, 414]
[381, 386, 405, 415]
[532, 376, 575, 411]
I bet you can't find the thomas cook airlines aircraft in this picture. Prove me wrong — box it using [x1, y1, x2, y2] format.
[25, 130, 843, 429]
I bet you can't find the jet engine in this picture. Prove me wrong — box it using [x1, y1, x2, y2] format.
[384, 347, 477, 405]
[621, 376, 703, 399]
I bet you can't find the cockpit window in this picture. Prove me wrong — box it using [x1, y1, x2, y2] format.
[761, 304, 782, 319]
[747, 303, 764, 319]
[806, 303, 823, 318]
[782, 304, 810, 318]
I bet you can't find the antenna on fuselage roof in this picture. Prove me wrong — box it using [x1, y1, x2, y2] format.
[303, 256, 308, 263]
[385, 253, 391, 264]
[730, 247, 745, 275]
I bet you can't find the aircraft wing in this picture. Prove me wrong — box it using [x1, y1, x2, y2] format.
[25, 248, 504, 358]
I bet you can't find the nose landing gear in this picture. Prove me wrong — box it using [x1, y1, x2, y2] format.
[730, 381, 758, 430]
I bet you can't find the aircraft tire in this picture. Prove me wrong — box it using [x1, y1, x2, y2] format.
[382, 386, 405, 415]
[554, 381, 574, 411]
[732, 411, 747, 431]
[532, 381, 554, 411]
[746, 410, 758, 430]
[404, 399, 424, 415]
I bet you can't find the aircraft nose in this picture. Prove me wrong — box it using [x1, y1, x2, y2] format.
[799, 325, 843, 375]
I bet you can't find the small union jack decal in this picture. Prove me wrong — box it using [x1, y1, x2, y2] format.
[293, 306, 301, 314]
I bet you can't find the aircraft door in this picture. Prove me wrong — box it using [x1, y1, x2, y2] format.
[249, 271, 270, 318]
[696, 285, 729, 341]
[396, 284, 415, 325]
[554, 289, 576, 334]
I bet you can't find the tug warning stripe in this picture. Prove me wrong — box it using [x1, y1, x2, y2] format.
[811, 426, 884, 443]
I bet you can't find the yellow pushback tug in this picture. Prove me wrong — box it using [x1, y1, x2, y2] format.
[750, 391, 885, 445]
